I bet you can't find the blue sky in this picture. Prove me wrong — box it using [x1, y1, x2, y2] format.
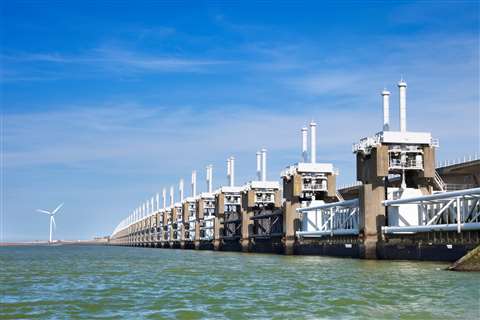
[1, 1, 479, 241]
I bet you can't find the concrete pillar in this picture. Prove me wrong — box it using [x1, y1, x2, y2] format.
[359, 181, 385, 259]
[213, 193, 225, 251]
[283, 174, 302, 255]
[170, 208, 178, 245]
[213, 216, 222, 251]
[181, 202, 190, 249]
[240, 190, 254, 252]
[194, 222, 201, 250]
[194, 199, 204, 250]
[179, 223, 185, 249]
[240, 208, 252, 252]
[284, 200, 300, 255]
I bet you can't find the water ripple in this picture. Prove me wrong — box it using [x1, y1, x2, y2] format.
[1, 246, 479, 319]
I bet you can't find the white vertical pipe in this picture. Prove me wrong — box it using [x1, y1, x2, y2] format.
[227, 158, 231, 176]
[230, 157, 235, 187]
[179, 179, 184, 202]
[256, 151, 262, 180]
[227, 158, 231, 186]
[162, 188, 166, 209]
[206, 166, 210, 193]
[310, 121, 317, 163]
[191, 170, 197, 197]
[170, 186, 174, 207]
[302, 127, 308, 162]
[207, 165, 213, 193]
[151, 197, 154, 213]
[398, 79, 407, 132]
[382, 89, 390, 131]
[211, 165, 214, 191]
[261, 148, 267, 181]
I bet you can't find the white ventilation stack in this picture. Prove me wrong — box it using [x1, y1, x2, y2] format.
[179, 179, 184, 202]
[191, 170, 197, 197]
[310, 121, 317, 163]
[261, 148, 267, 181]
[230, 157, 235, 187]
[256, 151, 262, 180]
[206, 165, 213, 193]
[302, 127, 308, 162]
[170, 186, 174, 207]
[162, 188, 166, 209]
[142, 203, 145, 218]
[398, 79, 407, 132]
[382, 89, 391, 131]
[227, 158, 232, 185]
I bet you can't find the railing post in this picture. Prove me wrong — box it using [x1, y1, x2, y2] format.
[456, 197, 461, 233]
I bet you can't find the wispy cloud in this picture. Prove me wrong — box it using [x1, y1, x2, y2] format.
[1, 45, 230, 82]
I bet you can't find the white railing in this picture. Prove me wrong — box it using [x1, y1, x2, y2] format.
[436, 153, 479, 168]
[434, 170, 446, 191]
[296, 199, 359, 237]
[383, 187, 480, 234]
[337, 181, 362, 191]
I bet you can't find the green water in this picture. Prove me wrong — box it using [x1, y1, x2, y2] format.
[0, 246, 478, 319]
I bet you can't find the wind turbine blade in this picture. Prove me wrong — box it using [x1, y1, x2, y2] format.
[52, 216, 56, 229]
[51, 203, 64, 215]
[36, 209, 51, 214]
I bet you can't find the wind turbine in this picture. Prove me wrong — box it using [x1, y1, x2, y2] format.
[36, 203, 63, 243]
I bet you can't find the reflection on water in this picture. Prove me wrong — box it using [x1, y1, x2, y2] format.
[1, 246, 478, 319]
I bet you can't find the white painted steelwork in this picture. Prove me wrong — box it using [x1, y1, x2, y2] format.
[199, 194, 216, 240]
[296, 199, 360, 237]
[184, 198, 196, 241]
[383, 187, 480, 234]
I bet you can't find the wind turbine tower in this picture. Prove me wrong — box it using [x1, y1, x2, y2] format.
[36, 203, 64, 243]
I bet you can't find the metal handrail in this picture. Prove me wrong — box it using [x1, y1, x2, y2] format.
[297, 199, 359, 212]
[383, 187, 480, 206]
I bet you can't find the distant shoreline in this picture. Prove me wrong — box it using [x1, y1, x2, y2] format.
[0, 239, 109, 247]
